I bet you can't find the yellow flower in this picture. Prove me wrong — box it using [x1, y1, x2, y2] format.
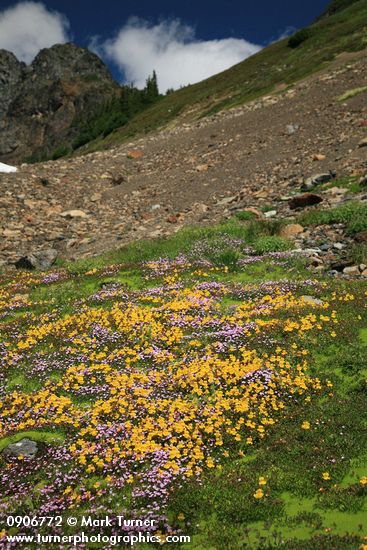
[301, 421, 310, 430]
[322, 472, 330, 481]
[258, 476, 267, 486]
[253, 489, 264, 499]
[360, 476, 367, 486]
[177, 513, 185, 521]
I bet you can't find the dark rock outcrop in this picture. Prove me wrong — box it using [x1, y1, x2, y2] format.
[0, 43, 118, 163]
[288, 193, 323, 210]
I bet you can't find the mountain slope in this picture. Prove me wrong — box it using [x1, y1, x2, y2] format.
[80, 0, 367, 154]
[0, 48, 366, 267]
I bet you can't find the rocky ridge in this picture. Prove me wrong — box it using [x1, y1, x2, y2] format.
[0, 43, 118, 162]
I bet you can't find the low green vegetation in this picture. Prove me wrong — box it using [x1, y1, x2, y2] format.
[62, 218, 290, 274]
[316, 175, 364, 194]
[235, 210, 258, 221]
[251, 235, 291, 254]
[299, 200, 367, 235]
[287, 28, 313, 49]
[320, 0, 362, 17]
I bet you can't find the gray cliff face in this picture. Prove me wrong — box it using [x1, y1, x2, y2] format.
[0, 50, 25, 117]
[0, 50, 26, 153]
[0, 43, 118, 162]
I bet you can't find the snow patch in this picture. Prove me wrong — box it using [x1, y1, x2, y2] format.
[0, 162, 17, 173]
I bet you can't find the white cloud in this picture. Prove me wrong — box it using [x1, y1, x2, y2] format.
[101, 18, 261, 92]
[0, 1, 70, 64]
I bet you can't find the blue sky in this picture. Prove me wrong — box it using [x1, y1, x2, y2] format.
[0, 0, 330, 90]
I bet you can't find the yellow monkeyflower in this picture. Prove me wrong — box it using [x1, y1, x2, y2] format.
[253, 489, 264, 499]
[258, 476, 267, 486]
[360, 476, 367, 486]
[322, 472, 330, 481]
[301, 421, 311, 430]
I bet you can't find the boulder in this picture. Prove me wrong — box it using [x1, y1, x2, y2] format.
[288, 194, 323, 209]
[15, 248, 58, 270]
[217, 195, 236, 206]
[60, 209, 88, 219]
[286, 124, 300, 135]
[264, 210, 277, 218]
[3, 438, 38, 459]
[343, 265, 360, 276]
[330, 259, 354, 272]
[302, 172, 336, 191]
[354, 231, 367, 243]
[280, 224, 304, 239]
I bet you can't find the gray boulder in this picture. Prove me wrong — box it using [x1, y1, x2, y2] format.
[302, 171, 336, 191]
[15, 248, 58, 270]
[3, 438, 38, 459]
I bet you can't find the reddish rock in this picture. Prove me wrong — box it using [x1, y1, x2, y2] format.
[280, 224, 304, 238]
[127, 150, 144, 159]
[196, 164, 209, 172]
[354, 231, 367, 243]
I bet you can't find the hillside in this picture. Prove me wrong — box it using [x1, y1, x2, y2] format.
[79, 0, 367, 153]
[0, 49, 366, 271]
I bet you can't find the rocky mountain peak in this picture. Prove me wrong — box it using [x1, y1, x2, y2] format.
[0, 50, 25, 119]
[29, 43, 114, 83]
[0, 43, 118, 162]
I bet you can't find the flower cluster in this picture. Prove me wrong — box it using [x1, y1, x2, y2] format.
[0, 253, 352, 533]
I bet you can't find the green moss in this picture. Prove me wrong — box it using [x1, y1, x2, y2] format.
[337, 85, 367, 101]
[235, 210, 257, 221]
